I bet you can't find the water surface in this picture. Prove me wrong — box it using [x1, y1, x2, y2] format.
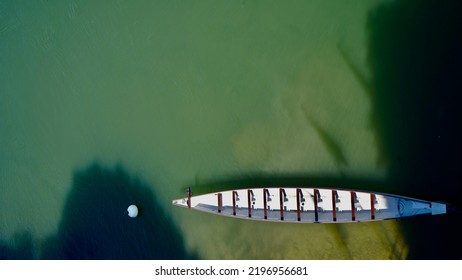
[1, 0, 460, 259]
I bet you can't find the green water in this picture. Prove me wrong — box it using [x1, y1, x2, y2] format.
[4, 0, 458, 259]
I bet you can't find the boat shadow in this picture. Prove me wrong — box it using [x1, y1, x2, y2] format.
[186, 173, 387, 195]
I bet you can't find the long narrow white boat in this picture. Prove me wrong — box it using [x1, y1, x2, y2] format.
[172, 187, 446, 223]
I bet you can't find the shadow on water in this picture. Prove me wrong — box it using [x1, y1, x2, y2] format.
[38, 163, 195, 259]
[365, 0, 462, 259]
[301, 108, 348, 169]
[185, 173, 388, 196]
[324, 224, 353, 259]
[0, 232, 35, 260]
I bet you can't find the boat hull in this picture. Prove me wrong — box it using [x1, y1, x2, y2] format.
[172, 187, 446, 223]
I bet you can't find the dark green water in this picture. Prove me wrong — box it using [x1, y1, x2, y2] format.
[1, 0, 461, 259]
[366, 0, 462, 259]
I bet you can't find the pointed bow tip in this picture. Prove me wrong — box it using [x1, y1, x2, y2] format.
[431, 202, 447, 215]
[172, 198, 189, 208]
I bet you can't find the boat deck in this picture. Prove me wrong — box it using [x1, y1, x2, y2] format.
[172, 187, 445, 223]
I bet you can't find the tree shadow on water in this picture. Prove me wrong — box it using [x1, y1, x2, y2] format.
[41, 163, 194, 259]
[366, 0, 462, 259]
[0, 232, 35, 260]
[367, 0, 462, 194]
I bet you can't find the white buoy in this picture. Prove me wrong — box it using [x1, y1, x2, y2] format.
[127, 204, 138, 218]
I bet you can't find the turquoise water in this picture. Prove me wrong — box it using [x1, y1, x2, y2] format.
[1, 0, 461, 259]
